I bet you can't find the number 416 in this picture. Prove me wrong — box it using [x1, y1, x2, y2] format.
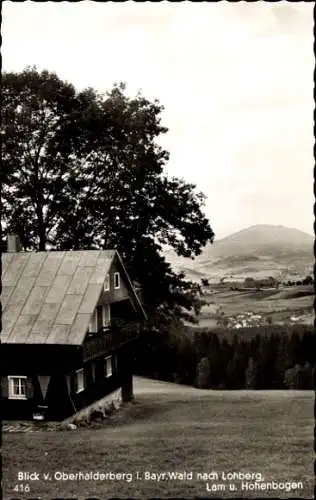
[13, 484, 30, 492]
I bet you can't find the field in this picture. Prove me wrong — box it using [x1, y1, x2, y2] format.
[196, 285, 314, 328]
[2, 377, 314, 499]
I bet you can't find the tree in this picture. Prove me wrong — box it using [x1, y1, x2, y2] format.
[273, 335, 292, 388]
[208, 333, 223, 387]
[244, 277, 255, 288]
[224, 337, 248, 389]
[245, 357, 257, 389]
[299, 362, 313, 389]
[302, 275, 313, 285]
[220, 338, 234, 368]
[267, 276, 278, 288]
[2, 68, 78, 250]
[225, 354, 241, 389]
[195, 357, 211, 389]
[300, 330, 315, 366]
[2, 67, 214, 328]
[255, 335, 279, 389]
[284, 364, 301, 389]
[174, 330, 197, 385]
[288, 332, 302, 366]
[284, 362, 313, 389]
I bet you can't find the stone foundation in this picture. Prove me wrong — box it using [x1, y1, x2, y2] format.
[2, 388, 124, 432]
[62, 388, 123, 425]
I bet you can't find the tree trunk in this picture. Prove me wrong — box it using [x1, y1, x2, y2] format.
[122, 372, 133, 402]
[36, 204, 46, 250]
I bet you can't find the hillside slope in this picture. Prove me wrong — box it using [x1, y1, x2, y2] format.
[2, 377, 313, 499]
[165, 225, 313, 281]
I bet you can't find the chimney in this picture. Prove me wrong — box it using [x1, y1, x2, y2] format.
[7, 234, 22, 252]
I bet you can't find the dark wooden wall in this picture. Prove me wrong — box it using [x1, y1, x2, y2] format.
[1, 342, 137, 421]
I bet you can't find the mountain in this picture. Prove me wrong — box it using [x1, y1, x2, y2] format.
[200, 224, 313, 258]
[165, 225, 314, 281]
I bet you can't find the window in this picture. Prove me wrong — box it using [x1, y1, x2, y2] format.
[8, 376, 27, 399]
[114, 272, 120, 289]
[75, 369, 85, 393]
[89, 305, 110, 333]
[103, 304, 111, 326]
[104, 273, 110, 291]
[104, 356, 112, 378]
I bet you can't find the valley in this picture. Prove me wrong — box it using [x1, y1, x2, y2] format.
[194, 284, 313, 330]
[165, 224, 314, 329]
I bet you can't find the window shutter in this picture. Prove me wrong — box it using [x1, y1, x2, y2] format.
[26, 378, 34, 399]
[104, 274, 110, 291]
[73, 373, 77, 394]
[84, 367, 89, 387]
[88, 309, 97, 333]
[103, 304, 111, 325]
[72, 372, 78, 394]
[1, 377, 8, 398]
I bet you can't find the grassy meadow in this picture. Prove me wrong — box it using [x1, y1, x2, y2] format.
[2, 377, 314, 499]
[196, 284, 313, 328]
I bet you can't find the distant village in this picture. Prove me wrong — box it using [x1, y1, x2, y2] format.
[199, 273, 313, 330]
[219, 311, 310, 330]
[208, 274, 314, 290]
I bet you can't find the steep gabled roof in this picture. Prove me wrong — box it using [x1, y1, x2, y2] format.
[1, 250, 146, 346]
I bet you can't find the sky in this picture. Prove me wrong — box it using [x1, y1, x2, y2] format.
[2, 1, 314, 239]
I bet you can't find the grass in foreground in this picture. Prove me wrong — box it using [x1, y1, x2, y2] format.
[2, 382, 314, 499]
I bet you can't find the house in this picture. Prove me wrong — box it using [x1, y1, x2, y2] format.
[0, 236, 146, 421]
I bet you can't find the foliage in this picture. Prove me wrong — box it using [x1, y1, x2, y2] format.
[195, 357, 211, 389]
[245, 357, 257, 389]
[2, 67, 214, 327]
[302, 275, 313, 285]
[284, 363, 314, 390]
[135, 325, 314, 390]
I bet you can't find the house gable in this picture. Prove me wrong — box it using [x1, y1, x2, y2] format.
[97, 254, 142, 309]
[86, 254, 146, 336]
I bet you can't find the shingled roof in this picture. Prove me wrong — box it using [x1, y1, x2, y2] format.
[1, 250, 145, 346]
